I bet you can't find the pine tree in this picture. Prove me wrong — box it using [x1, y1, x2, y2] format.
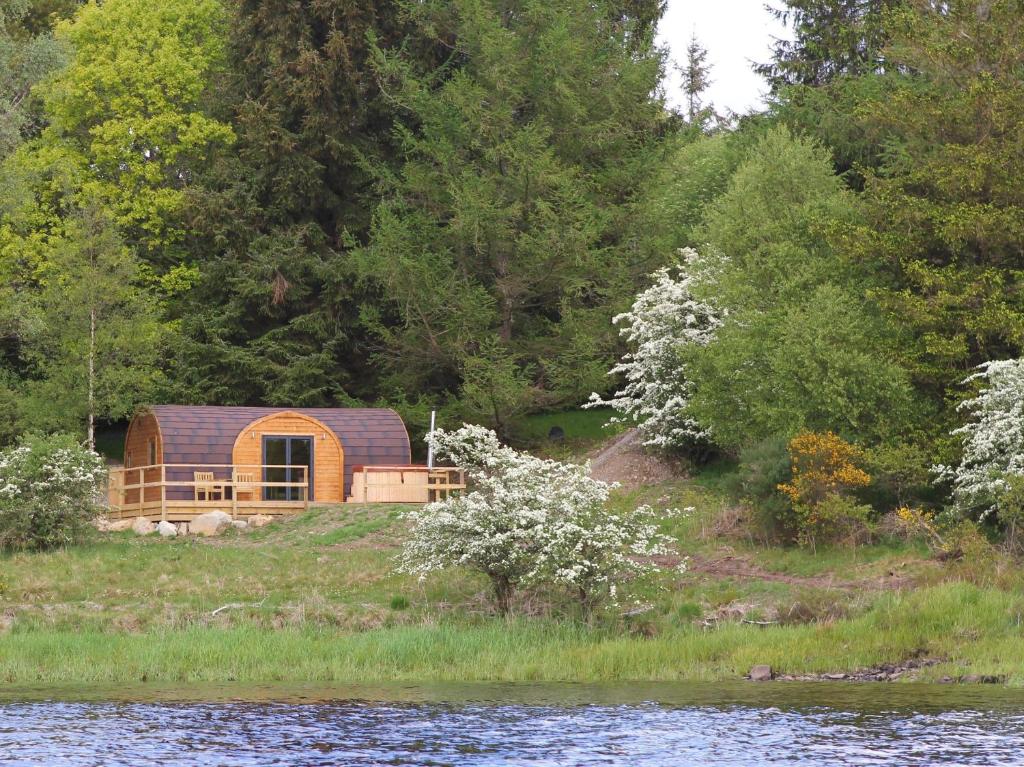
[357, 0, 673, 425]
[681, 33, 713, 128]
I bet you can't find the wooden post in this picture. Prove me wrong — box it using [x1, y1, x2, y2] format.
[231, 468, 237, 520]
[160, 464, 166, 521]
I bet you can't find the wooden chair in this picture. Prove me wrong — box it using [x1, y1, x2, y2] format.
[232, 470, 257, 502]
[194, 471, 222, 501]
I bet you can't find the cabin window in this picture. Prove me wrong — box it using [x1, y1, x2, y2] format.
[148, 438, 157, 466]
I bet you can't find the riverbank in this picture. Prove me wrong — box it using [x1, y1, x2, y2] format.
[3, 473, 1023, 685]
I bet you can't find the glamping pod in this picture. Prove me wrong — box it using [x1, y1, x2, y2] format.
[118, 405, 411, 515]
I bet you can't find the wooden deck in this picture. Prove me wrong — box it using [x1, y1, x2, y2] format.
[107, 463, 466, 521]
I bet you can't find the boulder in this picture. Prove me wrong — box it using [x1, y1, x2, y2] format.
[157, 520, 178, 538]
[749, 665, 773, 682]
[231, 520, 248, 530]
[131, 517, 155, 536]
[248, 514, 274, 528]
[177, 523, 189, 535]
[105, 518, 135, 533]
[190, 510, 233, 537]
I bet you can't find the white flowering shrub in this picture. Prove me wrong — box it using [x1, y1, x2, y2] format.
[0, 433, 106, 551]
[586, 248, 721, 450]
[399, 425, 677, 614]
[935, 359, 1024, 518]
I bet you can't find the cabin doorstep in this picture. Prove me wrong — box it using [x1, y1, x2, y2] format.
[108, 405, 465, 521]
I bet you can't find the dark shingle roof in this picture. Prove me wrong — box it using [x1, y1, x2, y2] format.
[148, 405, 411, 498]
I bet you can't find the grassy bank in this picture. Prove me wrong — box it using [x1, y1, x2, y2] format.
[3, 583, 1023, 684]
[3, 475, 1023, 685]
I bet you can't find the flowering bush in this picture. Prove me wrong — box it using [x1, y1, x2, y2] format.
[398, 425, 676, 614]
[0, 433, 106, 551]
[934, 359, 1024, 518]
[586, 248, 721, 451]
[778, 431, 871, 507]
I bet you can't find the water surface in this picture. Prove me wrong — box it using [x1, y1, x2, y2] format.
[3, 682, 1024, 766]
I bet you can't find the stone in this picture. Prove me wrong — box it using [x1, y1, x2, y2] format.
[248, 514, 274, 528]
[157, 521, 177, 538]
[131, 517, 155, 536]
[231, 520, 248, 530]
[106, 519, 134, 532]
[749, 665, 773, 681]
[823, 673, 848, 681]
[177, 523, 189, 535]
[961, 675, 982, 684]
[190, 510, 233, 537]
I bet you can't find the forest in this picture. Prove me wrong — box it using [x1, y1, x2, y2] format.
[1, 0, 1022, 525]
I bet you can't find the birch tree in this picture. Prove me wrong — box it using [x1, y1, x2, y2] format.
[23, 204, 163, 446]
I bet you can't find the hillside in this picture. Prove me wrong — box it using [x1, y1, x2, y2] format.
[2, 431, 1021, 687]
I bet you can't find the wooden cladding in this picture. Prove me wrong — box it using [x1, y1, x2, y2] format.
[231, 412, 344, 503]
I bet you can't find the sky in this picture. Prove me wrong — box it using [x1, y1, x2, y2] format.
[656, 1, 792, 116]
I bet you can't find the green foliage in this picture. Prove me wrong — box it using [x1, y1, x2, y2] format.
[16, 203, 164, 441]
[795, 493, 875, 549]
[173, 0, 419, 406]
[0, 431, 104, 551]
[358, 0, 672, 424]
[15, 0, 234, 263]
[828, 0, 1024, 436]
[730, 436, 797, 542]
[684, 128, 918, 450]
[0, 0, 67, 159]
[757, 0, 899, 89]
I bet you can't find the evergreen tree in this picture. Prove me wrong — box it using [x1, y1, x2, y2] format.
[833, 0, 1024, 437]
[757, 0, 901, 89]
[358, 0, 672, 427]
[175, 0, 428, 406]
[681, 33, 713, 129]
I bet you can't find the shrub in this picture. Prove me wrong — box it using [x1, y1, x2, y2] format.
[399, 425, 675, 615]
[795, 494, 875, 549]
[0, 433, 106, 551]
[935, 359, 1024, 518]
[732, 435, 797, 541]
[995, 475, 1024, 554]
[585, 248, 721, 452]
[778, 431, 871, 506]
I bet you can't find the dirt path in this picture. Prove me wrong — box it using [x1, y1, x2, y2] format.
[686, 553, 913, 591]
[588, 428, 678, 487]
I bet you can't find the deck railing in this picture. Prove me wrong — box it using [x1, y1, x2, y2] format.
[107, 463, 310, 521]
[347, 465, 466, 504]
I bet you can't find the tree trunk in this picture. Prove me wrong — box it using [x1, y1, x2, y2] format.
[491, 574, 513, 616]
[87, 305, 96, 450]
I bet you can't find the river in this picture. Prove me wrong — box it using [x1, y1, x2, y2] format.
[3, 681, 1024, 765]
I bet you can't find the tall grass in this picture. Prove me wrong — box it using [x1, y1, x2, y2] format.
[4, 583, 1023, 685]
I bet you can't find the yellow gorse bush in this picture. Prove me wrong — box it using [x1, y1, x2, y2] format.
[777, 431, 871, 506]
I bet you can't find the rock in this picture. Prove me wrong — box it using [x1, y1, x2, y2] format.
[106, 518, 134, 532]
[823, 673, 848, 681]
[177, 523, 189, 535]
[961, 674, 982, 684]
[131, 517, 155, 536]
[938, 676, 954, 684]
[157, 521, 177, 538]
[190, 510, 233, 537]
[248, 514, 274, 528]
[749, 665, 773, 681]
[231, 520, 248, 530]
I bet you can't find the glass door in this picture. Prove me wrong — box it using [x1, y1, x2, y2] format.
[262, 436, 313, 501]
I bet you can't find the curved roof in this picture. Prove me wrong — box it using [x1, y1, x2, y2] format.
[146, 405, 411, 497]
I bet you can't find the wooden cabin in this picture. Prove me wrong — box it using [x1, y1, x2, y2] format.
[108, 405, 462, 521]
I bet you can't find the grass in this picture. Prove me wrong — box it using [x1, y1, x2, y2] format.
[3, 459, 1024, 686]
[513, 408, 624, 455]
[3, 583, 1023, 684]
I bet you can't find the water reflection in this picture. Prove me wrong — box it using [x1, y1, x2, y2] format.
[3, 683, 1024, 766]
